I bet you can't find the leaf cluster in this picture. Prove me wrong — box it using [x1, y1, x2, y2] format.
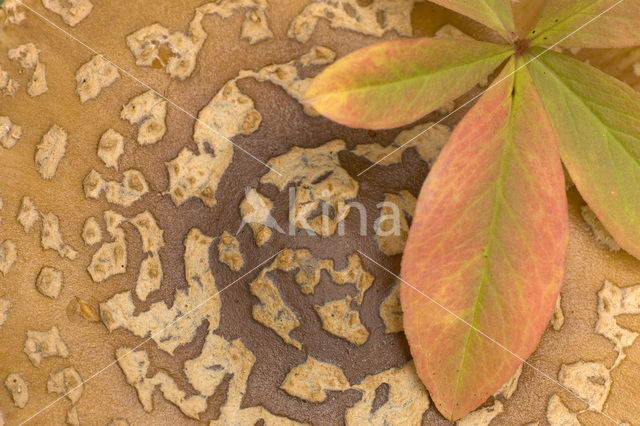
[305, 0, 640, 420]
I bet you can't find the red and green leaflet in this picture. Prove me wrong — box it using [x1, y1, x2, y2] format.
[528, 48, 640, 259]
[304, 0, 640, 421]
[428, 0, 517, 41]
[401, 59, 567, 420]
[529, 0, 640, 48]
[304, 38, 512, 129]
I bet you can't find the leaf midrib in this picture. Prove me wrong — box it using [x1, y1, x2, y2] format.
[451, 77, 517, 415]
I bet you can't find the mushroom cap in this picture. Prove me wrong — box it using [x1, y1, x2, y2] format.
[1, 1, 639, 425]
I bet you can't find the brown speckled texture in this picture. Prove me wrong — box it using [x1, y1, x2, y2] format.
[1, 1, 640, 425]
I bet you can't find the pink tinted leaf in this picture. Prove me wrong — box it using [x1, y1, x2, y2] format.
[303, 37, 512, 130]
[401, 57, 568, 420]
[528, 48, 640, 259]
[529, 0, 640, 48]
[429, 0, 517, 41]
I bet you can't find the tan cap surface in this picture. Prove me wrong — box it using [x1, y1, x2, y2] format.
[0, 1, 639, 425]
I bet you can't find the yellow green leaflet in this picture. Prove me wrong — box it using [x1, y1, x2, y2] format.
[528, 47, 640, 259]
[529, 0, 640, 48]
[304, 38, 512, 130]
[429, 0, 516, 42]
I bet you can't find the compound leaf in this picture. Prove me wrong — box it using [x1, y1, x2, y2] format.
[528, 48, 640, 259]
[401, 57, 568, 420]
[304, 37, 512, 130]
[529, 0, 640, 48]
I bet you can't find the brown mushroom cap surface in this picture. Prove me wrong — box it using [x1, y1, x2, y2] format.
[1, 1, 640, 425]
